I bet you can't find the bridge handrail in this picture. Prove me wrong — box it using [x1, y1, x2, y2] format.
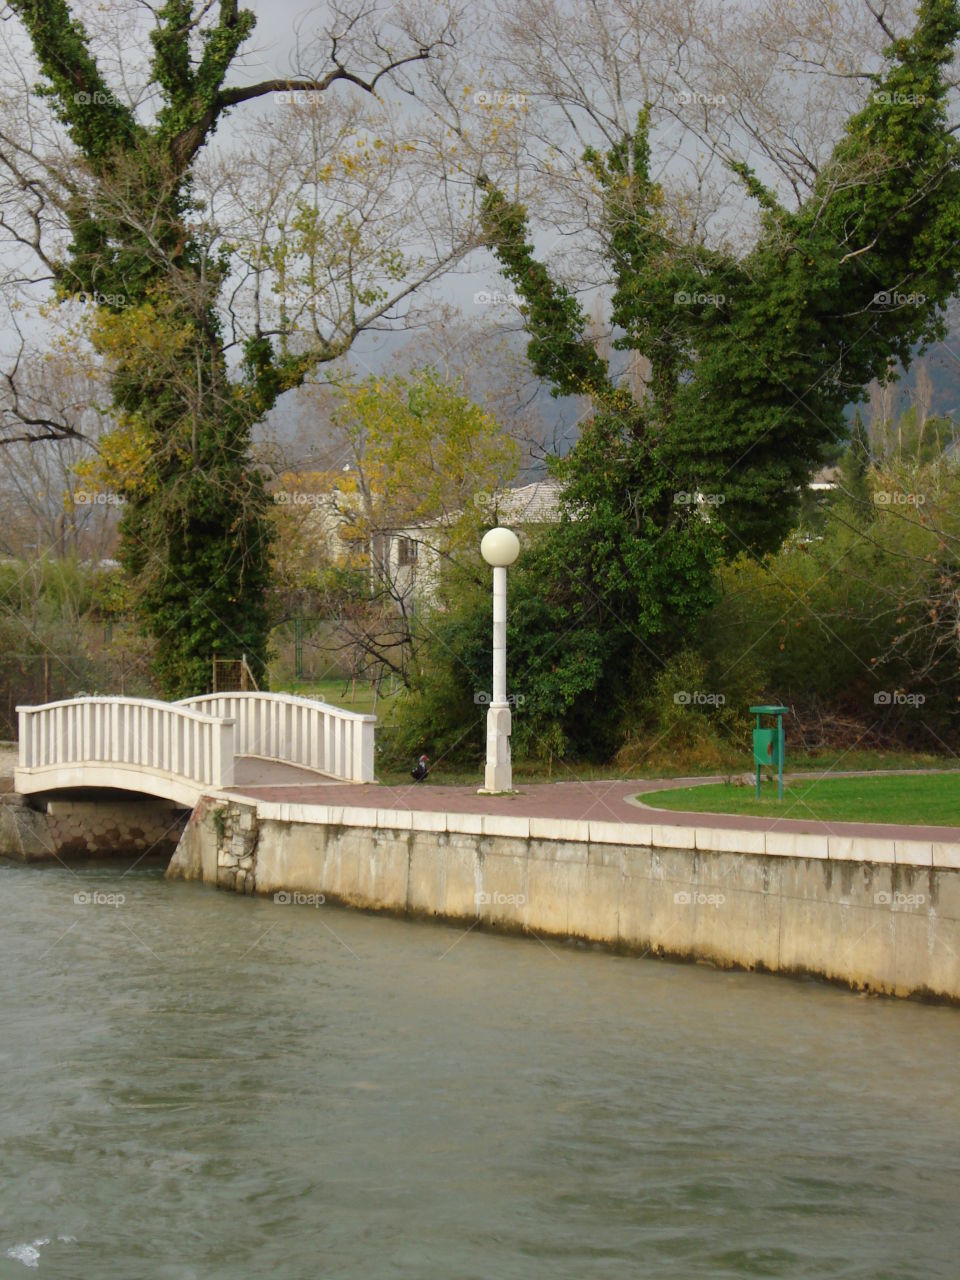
[17, 696, 236, 790]
[18, 694, 227, 722]
[176, 690, 376, 722]
[175, 690, 376, 783]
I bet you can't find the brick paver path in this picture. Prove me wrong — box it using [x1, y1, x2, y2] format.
[228, 771, 960, 843]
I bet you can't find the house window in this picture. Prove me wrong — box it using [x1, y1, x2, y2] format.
[397, 537, 418, 566]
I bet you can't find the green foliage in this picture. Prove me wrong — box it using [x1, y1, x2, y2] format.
[704, 548, 886, 711]
[0, 558, 156, 734]
[397, 512, 714, 766]
[870, 405, 960, 467]
[624, 648, 755, 767]
[211, 806, 228, 841]
[398, 409, 960, 769]
[120, 464, 273, 695]
[331, 367, 521, 541]
[700, 460, 960, 748]
[838, 412, 874, 511]
[15, 0, 142, 160]
[0, 555, 95, 619]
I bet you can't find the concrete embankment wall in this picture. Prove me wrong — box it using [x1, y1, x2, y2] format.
[168, 798, 960, 1002]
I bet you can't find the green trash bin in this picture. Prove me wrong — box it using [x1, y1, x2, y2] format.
[750, 705, 788, 800]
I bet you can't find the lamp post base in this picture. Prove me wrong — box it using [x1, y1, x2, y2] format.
[480, 704, 513, 795]
[477, 779, 518, 796]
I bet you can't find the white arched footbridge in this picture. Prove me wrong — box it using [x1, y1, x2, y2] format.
[15, 692, 376, 807]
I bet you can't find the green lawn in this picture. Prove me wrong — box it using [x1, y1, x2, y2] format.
[274, 677, 390, 714]
[376, 748, 960, 788]
[641, 773, 960, 827]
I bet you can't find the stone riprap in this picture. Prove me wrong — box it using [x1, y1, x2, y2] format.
[0, 793, 187, 862]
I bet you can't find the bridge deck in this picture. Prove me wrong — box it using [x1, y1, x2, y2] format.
[231, 756, 343, 787]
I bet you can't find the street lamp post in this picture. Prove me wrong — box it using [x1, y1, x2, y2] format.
[479, 526, 520, 794]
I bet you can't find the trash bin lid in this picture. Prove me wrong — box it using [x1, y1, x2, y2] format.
[749, 705, 789, 715]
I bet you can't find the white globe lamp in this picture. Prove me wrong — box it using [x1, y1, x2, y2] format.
[480, 526, 520, 568]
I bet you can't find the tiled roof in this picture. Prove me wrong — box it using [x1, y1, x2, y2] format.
[496, 479, 562, 524]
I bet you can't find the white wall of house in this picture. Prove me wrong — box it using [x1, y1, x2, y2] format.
[298, 478, 563, 614]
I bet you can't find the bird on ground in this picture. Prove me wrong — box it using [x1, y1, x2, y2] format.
[411, 754, 429, 782]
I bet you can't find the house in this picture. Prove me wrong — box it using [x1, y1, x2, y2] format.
[371, 479, 563, 611]
[276, 469, 564, 612]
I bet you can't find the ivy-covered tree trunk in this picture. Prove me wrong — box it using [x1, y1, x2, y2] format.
[9, 0, 443, 696]
[78, 147, 275, 694]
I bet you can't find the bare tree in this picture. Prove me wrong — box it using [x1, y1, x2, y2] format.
[0, 352, 121, 558]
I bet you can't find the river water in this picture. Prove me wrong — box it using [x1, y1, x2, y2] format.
[2, 857, 959, 1279]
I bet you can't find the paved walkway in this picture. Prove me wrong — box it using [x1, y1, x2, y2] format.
[228, 772, 960, 843]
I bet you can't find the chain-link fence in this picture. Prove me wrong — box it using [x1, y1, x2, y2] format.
[211, 656, 259, 693]
[0, 644, 156, 740]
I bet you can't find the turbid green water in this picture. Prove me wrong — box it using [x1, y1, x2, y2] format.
[1, 857, 959, 1279]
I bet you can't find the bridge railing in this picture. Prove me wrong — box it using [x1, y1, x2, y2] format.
[17, 696, 235, 792]
[175, 691, 376, 783]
